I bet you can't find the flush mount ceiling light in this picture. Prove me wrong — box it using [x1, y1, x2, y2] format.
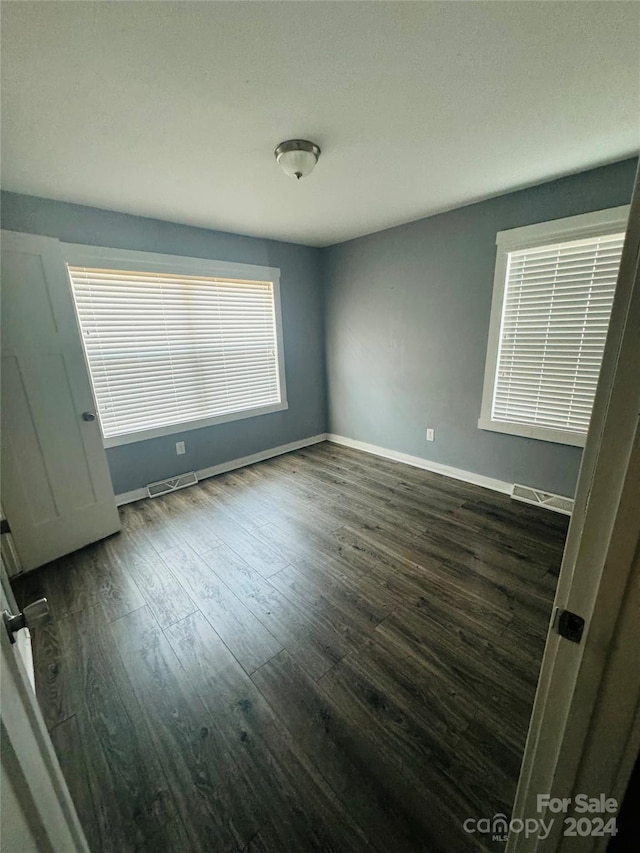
[274, 139, 321, 180]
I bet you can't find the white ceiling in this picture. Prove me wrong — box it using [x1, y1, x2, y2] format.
[2, 2, 638, 247]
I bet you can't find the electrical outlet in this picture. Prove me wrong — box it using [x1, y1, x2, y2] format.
[426, 428, 435, 442]
[176, 441, 186, 455]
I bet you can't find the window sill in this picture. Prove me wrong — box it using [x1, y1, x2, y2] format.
[477, 417, 586, 448]
[103, 400, 289, 448]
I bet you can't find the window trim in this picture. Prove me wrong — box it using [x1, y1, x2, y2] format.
[61, 243, 288, 448]
[478, 205, 629, 448]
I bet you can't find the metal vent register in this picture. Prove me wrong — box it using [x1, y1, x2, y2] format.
[511, 484, 573, 516]
[147, 472, 198, 498]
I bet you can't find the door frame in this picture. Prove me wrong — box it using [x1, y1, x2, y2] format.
[1, 504, 22, 578]
[1, 561, 89, 852]
[508, 166, 640, 851]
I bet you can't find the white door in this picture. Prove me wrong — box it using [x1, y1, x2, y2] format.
[1, 563, 89, 852]
[508, 170, 640, 851]
[1, 230, 120, 573]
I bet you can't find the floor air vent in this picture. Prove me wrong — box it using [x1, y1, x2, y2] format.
[512, 484, 574, 516]
[147, 471, 198, 498]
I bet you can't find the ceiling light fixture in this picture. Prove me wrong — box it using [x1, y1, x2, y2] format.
[274, 139, 321, 180]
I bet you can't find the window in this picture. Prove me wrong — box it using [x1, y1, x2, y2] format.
[479, 206, 628, 447]
[65, 247, 287, 447]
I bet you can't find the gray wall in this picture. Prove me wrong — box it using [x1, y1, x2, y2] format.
[3, 158, 636, 499]
[1, 192, 327, 494]
[323, 158, 638, 497]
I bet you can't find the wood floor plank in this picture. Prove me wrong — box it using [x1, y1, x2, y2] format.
[376, 604, 537, 725]
[228, 461, 348, 536]
[106, 530, 197, 630]
[252, 648, 438, 853]
[451, 714, 522, 818]
[198, 477, 274, 532]
[347, 517, 551, 628]
[110, 605, 265, 852]
[254, 521, 398, 624]
[138, 815, 194, 853]
[21, 550, 99, 621]
[202, 543, 350, 680]
[159, 543, 283, 673]
[166, 611, 372, 853]
[297, 446, 471, 528]
[19, 441, 565, 853]
[317, 652, 487, 853]
[49, 715, 101, 853]
[196, 503, 290, 577]
[123, 498, 186, 552]
[245, 814, 368, 853]
[268, 454, 430, 538]
[267, 562, 383, 653]
[431, 545, 555, 630]
[350, 631, 476, 740]
[155, 489, 224, 555]
[299, 444, 472, 521]
[255, 512, 401, 622]
[459, 497, 569, 544]
[332, 524, 512, 640]
[315, 441, 502, 504]
[56, 605, 176, 852]
[92, 535, 146, 622]
[27, 617, 72, 731]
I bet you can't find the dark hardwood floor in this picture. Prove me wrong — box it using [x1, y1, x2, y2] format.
[13, 441, 568, 853]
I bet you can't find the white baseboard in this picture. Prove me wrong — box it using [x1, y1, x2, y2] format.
[326, 433, 513, 496]
[115, 488, 150, 506]
[115, 433, 328, 506]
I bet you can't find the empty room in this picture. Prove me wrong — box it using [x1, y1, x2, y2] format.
[1, 2, 639, 852]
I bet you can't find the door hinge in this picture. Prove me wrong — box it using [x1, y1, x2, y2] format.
[0, 518, 10, 535]
[557, 609, 585, 643]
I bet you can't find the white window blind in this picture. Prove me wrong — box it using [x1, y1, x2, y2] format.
[492, 231, 625, 436]
[68, 266, 283, 441]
